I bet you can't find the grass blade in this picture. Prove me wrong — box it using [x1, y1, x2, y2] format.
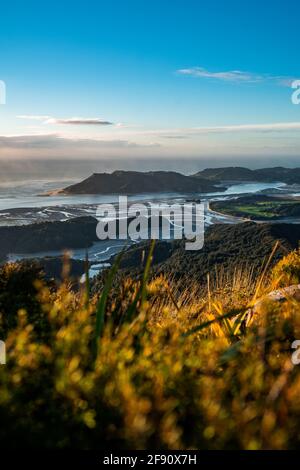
[253, 241, 279, 302]
[123, 240, 155, 325]
[84, 249, 90, 308]
[182, 308, 246, 338]
[93, 249, 124, 358]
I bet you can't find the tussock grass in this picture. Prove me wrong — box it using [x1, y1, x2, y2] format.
[0, 245, 300, 449]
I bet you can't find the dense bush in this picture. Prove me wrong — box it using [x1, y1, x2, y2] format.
[272, 249, 300, 287]
[0, 249, 300, 449]
[0, 261, 50, 340]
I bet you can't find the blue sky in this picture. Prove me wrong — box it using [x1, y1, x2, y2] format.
[0, 0, 300, 163]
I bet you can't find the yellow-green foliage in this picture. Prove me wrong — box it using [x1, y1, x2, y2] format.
[0, 251, 300, 449]
[271, 248, 300, 287]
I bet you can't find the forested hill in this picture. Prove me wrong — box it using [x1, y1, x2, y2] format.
[59, 170, 223, 195]
[194, 166, 300, 184]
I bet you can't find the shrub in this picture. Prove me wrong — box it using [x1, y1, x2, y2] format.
[271, 248, 300, 287]
[0, 249, 300, 449]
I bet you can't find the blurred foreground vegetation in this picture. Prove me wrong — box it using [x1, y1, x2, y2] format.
[0, 244, 300, 449]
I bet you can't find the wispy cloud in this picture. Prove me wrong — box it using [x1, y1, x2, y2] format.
[17, 115, 114, 126]
[17, 115, 51, 121]
[177, 67, 296, 86]
[46, 117, 113, 126]
[118, 122, 300, 139]
[190, 122, 300, 134]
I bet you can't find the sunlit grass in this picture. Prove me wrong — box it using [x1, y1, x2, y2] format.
[0, 245, 300, 449]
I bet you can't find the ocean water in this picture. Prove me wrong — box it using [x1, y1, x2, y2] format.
[0, 178, 287, 229]
[0, 179, 286, 212]
[0, 177, 292, 275]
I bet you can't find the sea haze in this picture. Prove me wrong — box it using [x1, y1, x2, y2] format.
[2, 157, 300, 183]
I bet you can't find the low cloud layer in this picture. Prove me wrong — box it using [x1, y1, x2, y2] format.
[189, 122, 300, 134]
[134, 122, 300, 139]
[0, 134, 160, 161]
[1, 120, 300, 159]
[0, 134, 158, 150]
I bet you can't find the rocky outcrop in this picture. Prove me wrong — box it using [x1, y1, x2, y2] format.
[247, 284, 300, 319]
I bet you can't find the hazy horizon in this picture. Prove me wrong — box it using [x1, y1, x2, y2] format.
[1, 157, 300, 183]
